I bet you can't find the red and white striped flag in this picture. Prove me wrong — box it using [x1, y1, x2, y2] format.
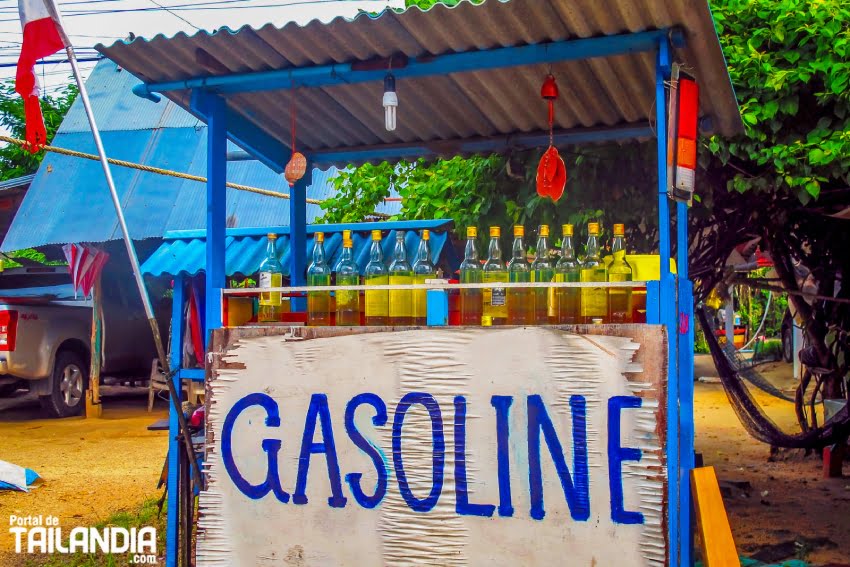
[16, 0, 69, 151]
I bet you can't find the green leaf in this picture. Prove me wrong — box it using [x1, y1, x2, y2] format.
[805, 179, 821, 199]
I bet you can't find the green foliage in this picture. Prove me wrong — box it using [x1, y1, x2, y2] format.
[0, 79, 78, 181]
[707, 0, 850, 203]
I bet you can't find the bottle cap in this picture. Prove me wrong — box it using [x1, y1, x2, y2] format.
[514, 225, 524, 237]
[343, 229, 352, 240]
[481, 315, 493, 327]
[613, 223, 625, 236]
[315, 232, 324, 243]
[588, 222, 600, 236]
[562, 224, 574, 237]
[467, 227, 477, 238]
[539, 225, 549, 237]
[422, 229, 430, 241]
[267, 233, 277, 240]
[371, 229, 382, 241]
[489, 226, 501, 238]
[343, 238, 353, 248]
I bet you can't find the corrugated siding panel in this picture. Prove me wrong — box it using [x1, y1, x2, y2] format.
[97, 0, 742, 168]
[141, 224, 452, 278]
[59, 60, 202, 133]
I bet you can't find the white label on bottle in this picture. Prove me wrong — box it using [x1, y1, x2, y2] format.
[259, 272, 272, 288]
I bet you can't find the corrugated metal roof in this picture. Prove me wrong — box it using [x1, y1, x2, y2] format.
[141, 219, 456, 277]
[97, 0, 742, 169]
[1, 61, 401, 252]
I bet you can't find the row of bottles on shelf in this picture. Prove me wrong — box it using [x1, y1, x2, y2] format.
[257, 223, 641, 326]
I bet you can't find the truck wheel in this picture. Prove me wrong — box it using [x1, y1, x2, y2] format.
[40, 350, 89, 418]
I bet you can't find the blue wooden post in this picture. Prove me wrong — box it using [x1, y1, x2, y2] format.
[289, 166, 311, 312]
[656, 38, 681, 566]
[677, 201, 695, 565]
[190, 91, 227, 342]
[166, 276, 185, 567]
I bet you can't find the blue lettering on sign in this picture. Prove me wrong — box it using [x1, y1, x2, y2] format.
[392, 392, 445, 513]
[490, 395, 514, 517]
[221, 392, 290, 502]
[293, 394, 348, 508]
[607, 396, 645, 525]
[527, 395, 590, 521]
[454, 396, 496, 517]
[218, 391, 651, 525]
[344, 393, 388, 509]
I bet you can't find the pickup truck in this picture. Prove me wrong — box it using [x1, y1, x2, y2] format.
[0, 266, 163, 417]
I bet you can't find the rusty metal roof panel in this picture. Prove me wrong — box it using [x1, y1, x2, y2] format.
[97, 0, 742, 168]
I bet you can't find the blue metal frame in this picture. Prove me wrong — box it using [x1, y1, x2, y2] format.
[133, 29, 684, 99]
[166, 276, 185, 567]
[173, 27, 696, 567]
[289, 166, 312, 312]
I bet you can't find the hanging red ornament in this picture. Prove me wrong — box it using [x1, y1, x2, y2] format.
[284, 89, 307, 187]
[536, 74, 567, 202]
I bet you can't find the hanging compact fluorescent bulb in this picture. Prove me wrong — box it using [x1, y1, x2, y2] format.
[383, 73, 398, 131]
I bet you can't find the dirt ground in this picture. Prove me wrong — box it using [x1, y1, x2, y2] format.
[694, 355, 850, 565]
[0, 387, 169, 566]
[0, 360, 847, 565]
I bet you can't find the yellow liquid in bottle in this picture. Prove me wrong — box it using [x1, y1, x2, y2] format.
[508, 272, 534, 325]
[411, 274, 430, 326]
[335, 274, 360, 326]
[365, 274, 388, 326]
[532, 269, 554, 325]
[555, 272, 581, 324]
[608, 249, 632, 323]
[580, 266, 608, 323]
[388, 274, 413, 326]
[460, 270, 483, 326]
[483, 271, 508, 325]
[307, 274, 331, 326]
[258, 271, 282, 322]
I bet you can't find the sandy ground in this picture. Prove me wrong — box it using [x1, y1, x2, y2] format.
[0, 387, 169, 565]
[0, 359, 847, 565]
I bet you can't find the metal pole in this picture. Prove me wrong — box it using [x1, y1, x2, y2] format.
[60, 43, 203, 490]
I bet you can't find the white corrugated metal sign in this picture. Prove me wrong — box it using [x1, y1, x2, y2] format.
[201, 326, 668, 566]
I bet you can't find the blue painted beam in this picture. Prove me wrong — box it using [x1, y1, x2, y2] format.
[308, 123, 653, 167]
[191, 91, 227, 341]
[677, 201, 695, 567]
[163, 219, 454, 241]
[133, 29, 684, 98]
[289, 166, 311, 312]
[165, 276, 184, 567]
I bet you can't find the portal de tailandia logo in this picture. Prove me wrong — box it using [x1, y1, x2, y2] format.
[9, 514, 158, 564]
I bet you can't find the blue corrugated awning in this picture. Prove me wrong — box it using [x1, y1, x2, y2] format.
[141, 220, 456, 278]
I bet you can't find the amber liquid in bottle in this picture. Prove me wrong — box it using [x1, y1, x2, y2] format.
[555, 224, 581, 324]
[364, 230, 388, 326]
[507, 225, 533, 325]
[258, 233, 283, 323]
[307, 232, 332, 326]
[608, 224, 633, 323]
[531, 225, 555, 325]
[459, 227, 483, 325]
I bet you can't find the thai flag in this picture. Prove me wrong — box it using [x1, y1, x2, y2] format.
[16, 0, 68, 151]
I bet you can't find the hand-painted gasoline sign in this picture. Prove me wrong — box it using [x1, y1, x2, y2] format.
[199, 326, 668, 566]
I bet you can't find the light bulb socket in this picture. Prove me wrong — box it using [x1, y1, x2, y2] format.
[384, 72, 396, 93]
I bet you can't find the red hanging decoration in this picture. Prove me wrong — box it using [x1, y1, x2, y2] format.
[285, 89, 307, 187]
[536, 74, 567, 202]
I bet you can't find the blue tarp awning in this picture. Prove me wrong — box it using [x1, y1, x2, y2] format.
[141, 220, 457, 278]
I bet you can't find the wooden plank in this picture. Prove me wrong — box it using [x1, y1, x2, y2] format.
[691, 466, 738, 567]
[200, 325, 669, 566]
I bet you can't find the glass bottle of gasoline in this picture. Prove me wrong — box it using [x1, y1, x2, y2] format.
[580, 222, 608, 323]
[306, 232, 332, 326]
[258, 233, 283, 323]
[459, 227, 483, 325]
[388, 231, 413, 326]
[555, 224, 581, 323]
[608, 223, 633, 323]
[507, 225, 533, 325]
[482, 226, 508, 325]
[364, 229, 388, 326]
[335, 232, 360, 326]
[530, 224, 555, 325]
[412, 229, 436, 325]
